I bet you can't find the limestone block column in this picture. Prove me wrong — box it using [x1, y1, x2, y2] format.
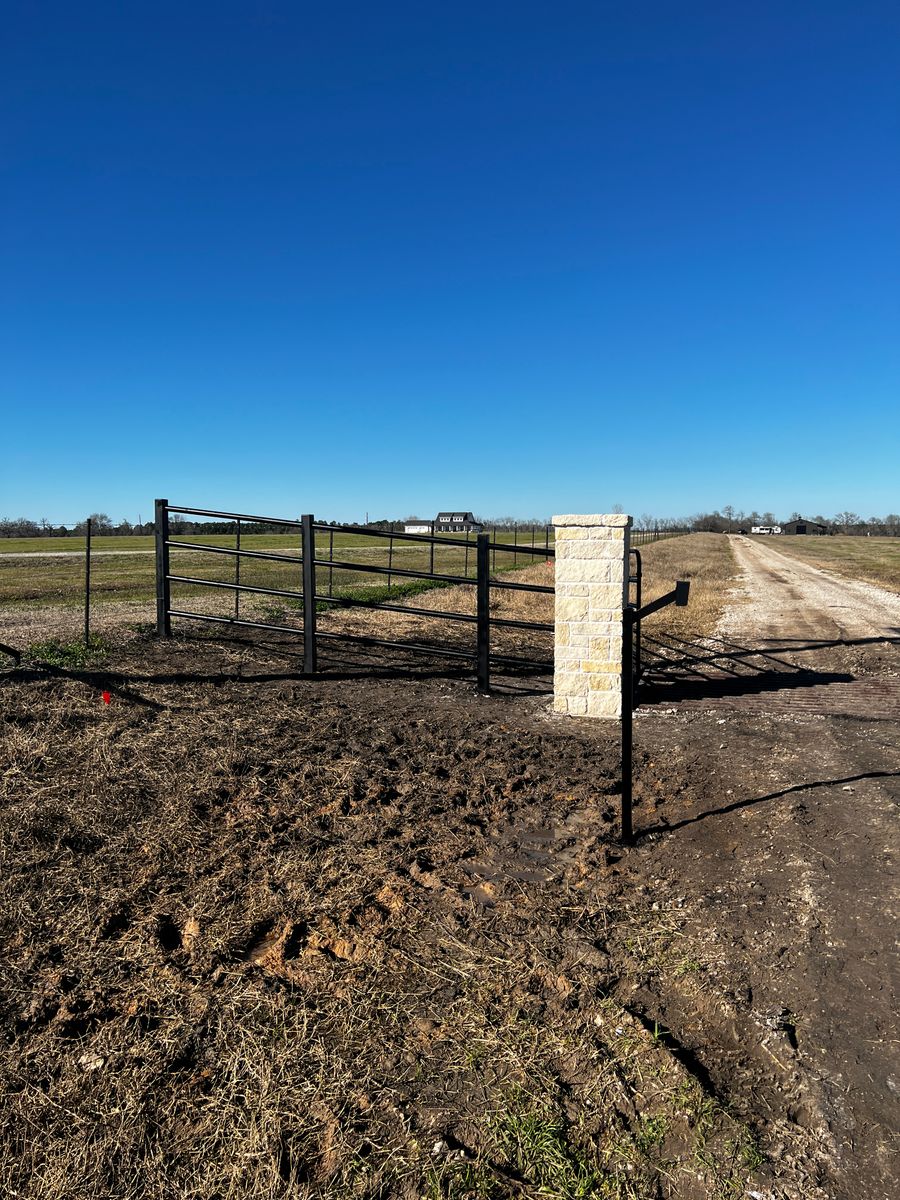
[552, 514, 631, 719]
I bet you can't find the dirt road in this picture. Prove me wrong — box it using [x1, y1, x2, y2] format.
[724, 534, 900, 657]
[631, 534, 900, 1198]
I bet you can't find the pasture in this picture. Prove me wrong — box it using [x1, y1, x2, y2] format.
[766, 533, 900, 593]
[0, 530, 552, 610]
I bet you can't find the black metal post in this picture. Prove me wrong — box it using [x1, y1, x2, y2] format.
[234, 519, 241, 620]
[155, 499, 171, 637]
[476, 532, 490, 693]
[301, 514, 317, 675]
[429, 523, 435, 576]
[513, 522, 517, 567]
[621, 607, 634, 843]
[328, 527, 334, 598]
[387, 526, 394, 593]
[464, 533, 469, 577]
[631, 549, 642, 684]
[84, 518, 92, 646]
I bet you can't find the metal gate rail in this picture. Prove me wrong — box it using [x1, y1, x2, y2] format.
[155, 500, 554, 691]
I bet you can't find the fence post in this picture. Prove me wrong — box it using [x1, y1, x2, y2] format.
[620, 607, 635, 842]
[84, 518, 92, 646]
[234, 519, 241, 620]
[301, 514, 317, 675]
[476, 532, 490, 693]
[155, 499, 171, 637]
[429, 523, 435, 575]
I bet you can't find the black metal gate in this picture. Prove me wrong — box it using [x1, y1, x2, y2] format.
[154, 500, 554, 692]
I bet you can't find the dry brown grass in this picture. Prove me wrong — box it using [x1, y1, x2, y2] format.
[345, 534, 735, 652]
[635, 533, 739, 640]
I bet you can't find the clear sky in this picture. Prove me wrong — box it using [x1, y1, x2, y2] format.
[2, 1, 898, 524]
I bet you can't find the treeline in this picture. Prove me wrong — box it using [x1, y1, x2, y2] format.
[2, 512, 555, 537]
[0, 512, 340, 538]
[638, 510, 900, 536]
[5, 509, 899, 539]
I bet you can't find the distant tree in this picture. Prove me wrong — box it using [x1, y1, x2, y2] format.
[834, 511, 860, 533]
[762, 512, 776, 526]
[0, 517, 41, 537]
[885, 513, 900, 536]
[74, 512, 113, 534]
[788, 511, 803, 522]
[691, 511, 728, 533]
[722, 505, 734, 531]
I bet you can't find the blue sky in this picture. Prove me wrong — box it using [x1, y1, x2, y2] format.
[2, 1, 898, 524]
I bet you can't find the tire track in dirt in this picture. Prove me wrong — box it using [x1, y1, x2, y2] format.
[639, 536, 900, 718]
[723, 535, 900, 650]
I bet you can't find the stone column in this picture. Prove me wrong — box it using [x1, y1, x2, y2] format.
[552, 514, 631, 719]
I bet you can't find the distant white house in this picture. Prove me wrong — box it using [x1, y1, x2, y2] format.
[404, 512, 484, 534]
[434, 511, 483, 533]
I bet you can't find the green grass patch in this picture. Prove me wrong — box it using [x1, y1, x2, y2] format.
[24, 635, 111, 669]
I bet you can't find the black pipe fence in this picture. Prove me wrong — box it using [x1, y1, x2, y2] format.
[154, 501, 554, 692]
[630, 526, 690, 547]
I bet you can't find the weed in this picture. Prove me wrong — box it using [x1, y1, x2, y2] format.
[25, 634, 110, 669]
[634, 1113, 669, 1155]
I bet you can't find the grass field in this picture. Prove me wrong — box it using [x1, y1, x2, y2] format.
[0, 530, 553, 612]
[0, 530, 728, 658]
[768, 535, 900, 594]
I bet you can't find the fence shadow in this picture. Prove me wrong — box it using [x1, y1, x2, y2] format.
[636, 631, 900, 706]
[638, 770, 900, 839]
[3, 630, 553, 703]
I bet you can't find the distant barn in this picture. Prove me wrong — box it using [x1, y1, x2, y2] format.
[434, 511, 483, 533]
[781, 518, 828, 535]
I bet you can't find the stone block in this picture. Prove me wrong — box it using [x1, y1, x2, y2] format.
[555, 596, 588, 622]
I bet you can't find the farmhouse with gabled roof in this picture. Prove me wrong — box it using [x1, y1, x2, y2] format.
[434, 511, 483, 533]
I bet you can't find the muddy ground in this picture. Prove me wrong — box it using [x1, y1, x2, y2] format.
[634, 535, 900, 1199]
[1, 534, 898, 1199]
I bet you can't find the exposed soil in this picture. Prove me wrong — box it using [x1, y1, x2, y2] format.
[632, 534, 900, 1199]
[1, 534, 897, 1198]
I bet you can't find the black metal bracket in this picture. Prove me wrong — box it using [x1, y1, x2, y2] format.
[627, 579, 690, 625]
